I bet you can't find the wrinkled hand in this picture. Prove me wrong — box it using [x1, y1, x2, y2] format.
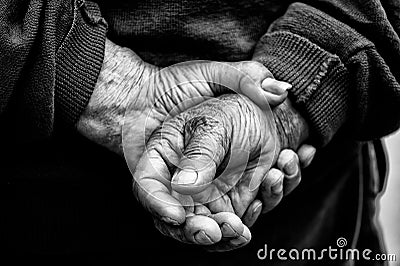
[131, 94, 313, 251]
[122, 60, 291, 166]
[78, 40, 313, 252]
[78, 40, 291, 156]
[252, 144, 316, 225]
[131, 94, 274, 251]
[249, 99, 315, 223]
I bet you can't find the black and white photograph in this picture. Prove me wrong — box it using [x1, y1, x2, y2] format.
[1, 0, 399, 265]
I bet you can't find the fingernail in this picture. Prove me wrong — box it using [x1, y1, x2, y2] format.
[284, 159, 297, 176]
[221, 223, 239, 237]
[253, 203, 262, 215]
[262, 78, 274, 85]
[230, 236, 248, 246]
[272, 180, 283, 194]
[172, 169, 198, 185]
[161, 216, 180, 226]
[276, 80, 292, 91]
[195, 230, 214, 245]
[262, 78, 292, 94]
[305, 149, 317, 166]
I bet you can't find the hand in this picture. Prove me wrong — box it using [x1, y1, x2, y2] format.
[131, 94, 310, 251]
[75, 39, 302, 251]
[244, 144, 316, 228]
[77, 39, 291, 160]
[242, 100, 317, 227]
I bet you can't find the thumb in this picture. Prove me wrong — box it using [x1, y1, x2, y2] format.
[211, 62, 291, 110]
[260, 78, 290, 106]
[171, 118, 231, 195]
[234, 62, 291, 107]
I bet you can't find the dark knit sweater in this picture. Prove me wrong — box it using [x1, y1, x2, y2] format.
[1, 0, 400, 147]
[0, 0, 107, 140]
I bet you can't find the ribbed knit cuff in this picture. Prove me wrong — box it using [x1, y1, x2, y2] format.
[253, 32, 350, 146]
[55, 1, 107, 128]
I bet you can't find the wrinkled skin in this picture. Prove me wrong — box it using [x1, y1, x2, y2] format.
[132, 94, 294, 251]
[121, 62, 314, 251]
[79, 41, 315, 252]
[122, 60, 288, 165]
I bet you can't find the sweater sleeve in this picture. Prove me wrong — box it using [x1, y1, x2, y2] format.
[252, 1, 400, 146]
[0, 0, 107, 141]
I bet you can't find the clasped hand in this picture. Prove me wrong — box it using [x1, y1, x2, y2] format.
[121, 61, 314, 251]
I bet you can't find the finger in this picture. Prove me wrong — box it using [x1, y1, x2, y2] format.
[242, 199, 263, 228]
[171, 190, 195, 214]
[200, 155, 250, 215]
[170, 118, 230, 195]
[211, 62, 272, 111]
[261, 78, 292, 95]
[184, 215, 222, 245]
[204, 153, 270, 217]
[277, 149, 301, 196]
[154, 218, 191, 244]
[194, 203, 212, 216]
[209, 212, 244, 238]
[237, 63, 290, 108]
[212, 61, 291, 109]
[206, 150, 273, 217]
[133, 148, 186, 225]
[206, 225, 252, 252]
[261, 78, 291, 106]
[297, 144, 317, 168]
[242, 76, 289, 107]
[260, 168, 284, 214]
[239, 76, 290, 109]
[262, 91, 288, 106]
[205, 192, 236, 214]
[154, 214, 222, 245]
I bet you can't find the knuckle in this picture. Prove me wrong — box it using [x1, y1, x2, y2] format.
[282, 149, 296, 158]
[277, 149, 297, 168]
[185, 115, 221, 133]
[269, 168, 283, 178]
[263, 168, 283, 187]
[262, 197, 282, 213]
[244, 61, 264, 70]
[186, 116, 228, 144]
[245, 61, 273, 78]
[286, 172, 301, 184]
